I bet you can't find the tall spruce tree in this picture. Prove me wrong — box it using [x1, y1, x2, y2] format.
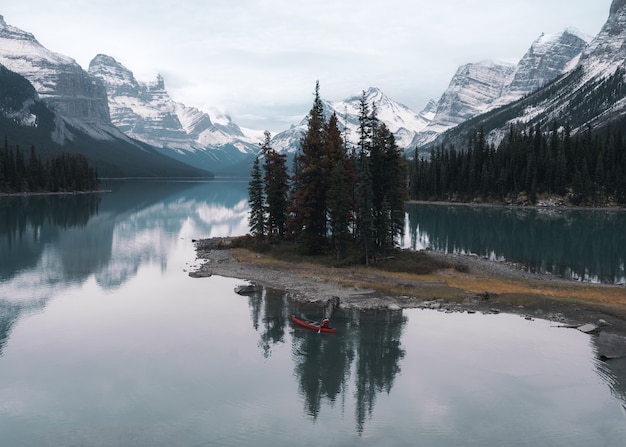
[260, 131, 289, 239]
[324, 113, 350, 260]
[378, 123, 407, 250]
[248, 155, 266, 239]
[290, 81, 327, 253]
[355, 91, 375, 264]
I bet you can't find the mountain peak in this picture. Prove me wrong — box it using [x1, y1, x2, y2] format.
[364, 86, 383, 97]
[579, 0, 626, 78]
[0, 16, 109, 124]
[0, 15, 37, 42]
[91, 53, 121, 67]
[610, 0, 626, 15]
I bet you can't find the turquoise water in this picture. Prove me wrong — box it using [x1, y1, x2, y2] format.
[1, 180, 625, 446]
[405, 202, 626, 283]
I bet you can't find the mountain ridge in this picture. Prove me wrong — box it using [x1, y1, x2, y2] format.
[0, 7, 621, 176]
[88, 54, 261, 175]
[425, 0, 626, 153]
[412, 28, 591, 150]
[0, 18, 211, 178]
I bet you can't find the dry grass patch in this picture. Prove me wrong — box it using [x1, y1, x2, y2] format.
[229, 238, 626, 317]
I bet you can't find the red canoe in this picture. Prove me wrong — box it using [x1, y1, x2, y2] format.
[291, 315, 337, 334]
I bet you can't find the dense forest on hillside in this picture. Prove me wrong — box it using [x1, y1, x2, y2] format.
[248, 83, 407, 264]
[1, 138, 99, 193]
[409, 122, 626, 205]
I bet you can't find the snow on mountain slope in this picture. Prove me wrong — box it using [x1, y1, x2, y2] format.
[89, 54, 261, 165]
[412, 29, 590, 150]
[578, 0, 626, 81]
[514, 0, 626, 132]
[335, 87, 430, 148]
[500, 28, 591, 103]
[432, 61, 516, 127]
[274, 27, 591, 155]
[423, 0, 626, 153]
[0, 15, 110, 126]
[271, 87, 430, 154]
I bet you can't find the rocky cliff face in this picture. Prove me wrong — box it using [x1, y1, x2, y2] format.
[503, 29, 590, 100]
[0, 64, 38, 126]
[412, 29, 591, 149]
[421, 0, 626, 152]
[89, 54, 261, 174]
[431, 61, 516, 129]
[578, 0, 626, 79]
[0, 15, 110, 124]
[89, 54, 190, 147]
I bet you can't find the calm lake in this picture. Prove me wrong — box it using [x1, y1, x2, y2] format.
[1, 179, 625, 446]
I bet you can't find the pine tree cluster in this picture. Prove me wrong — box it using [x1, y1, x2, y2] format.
[248, 83, 407, 263]
[1, 138, 100, 193]
[409, 122, 626, 205]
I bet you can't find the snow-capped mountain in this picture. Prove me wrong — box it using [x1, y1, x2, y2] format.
[427, 0, 626, 152]
[412, 28, 591, 149]
[0, 63, 38, 127]
[0, 15, 110, 128]
[578, 0, 626, 81]
[501, 28, 591, 101]
[427, 61, 516, 129]
[88, 54, 262, 174]
[0, 16, 210, 178]
[276, 24, 591, 156]
[271, 87, 430, 154]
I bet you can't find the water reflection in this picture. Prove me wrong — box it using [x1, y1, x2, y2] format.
[406, 203, 626, 283]
[0, 179, 249, 288]
[593, 332, 626, 408]
[0, 194, 101, 281]
[246, 286, 407, 433]
[248, 286, 290, 358]
[0, 179, 250, 357]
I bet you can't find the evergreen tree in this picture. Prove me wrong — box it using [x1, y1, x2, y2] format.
[248, 156, 266, 239]
[380, 125, 407, 249]
[325, 113, 350, 260]
[355, 92, 375, 264]
[290, 81, 327, 253]
[261, 131, 289, 239]
[0, 141, 99, 194]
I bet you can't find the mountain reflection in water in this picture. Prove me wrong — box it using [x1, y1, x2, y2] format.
[1, 180, 626, 445]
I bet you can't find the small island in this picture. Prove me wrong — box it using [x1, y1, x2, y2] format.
[192, 235, 626, 339]
[192, 83, 626, 340]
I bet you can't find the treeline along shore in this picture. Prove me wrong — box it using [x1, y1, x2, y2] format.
[1, 137, 99, 194]
[409, 122, 626, 207]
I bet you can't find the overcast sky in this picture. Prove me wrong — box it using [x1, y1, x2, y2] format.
[2, 0, 612, 133]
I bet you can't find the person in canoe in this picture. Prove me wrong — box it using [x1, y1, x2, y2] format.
[320, 318, 330, 329]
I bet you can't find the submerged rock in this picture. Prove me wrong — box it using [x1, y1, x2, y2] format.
[234, 284, 256, 295]
[189, 270, 212, 278]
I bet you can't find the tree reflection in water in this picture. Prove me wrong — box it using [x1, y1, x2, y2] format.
[405, 203, 626, 284]
[248, 286, 290, 358]
[248, 285, 407, 434]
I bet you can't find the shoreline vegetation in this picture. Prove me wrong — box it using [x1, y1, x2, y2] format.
[191, 235, 626, 338]
[0, 189, 109, 197]
[407, 198, 626, 212]
[1, 139, 100, 195]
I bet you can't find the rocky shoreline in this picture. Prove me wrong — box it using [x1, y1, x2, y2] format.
[190, 237, 626, 340]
